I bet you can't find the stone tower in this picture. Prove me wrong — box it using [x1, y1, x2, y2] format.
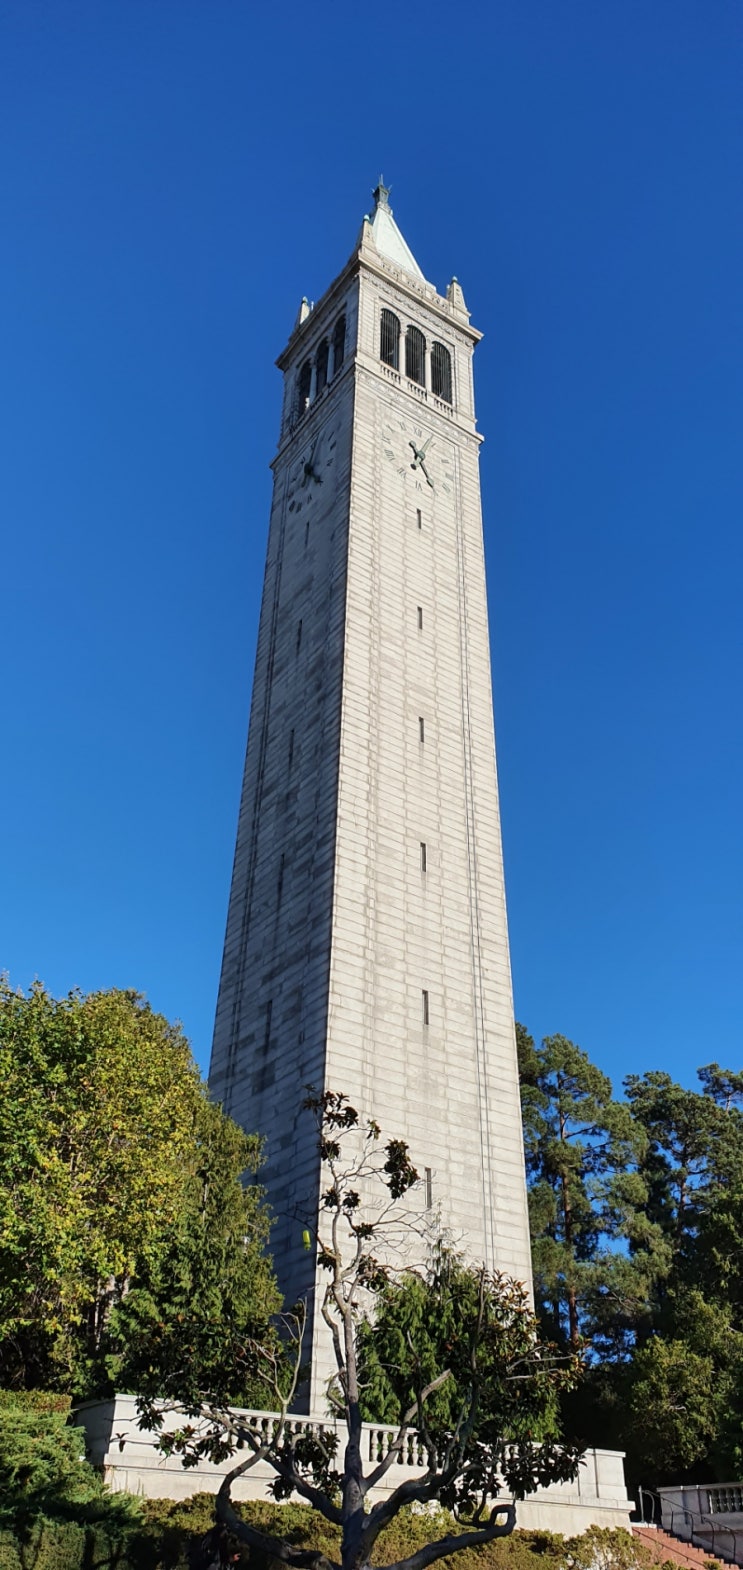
[210, 182, 533, 1412]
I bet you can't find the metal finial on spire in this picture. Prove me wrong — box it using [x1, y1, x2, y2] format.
[372, 175, 391, 213]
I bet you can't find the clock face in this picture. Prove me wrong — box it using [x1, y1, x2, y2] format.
[287, 426, 337, 513]
[382, 417, 454, 497]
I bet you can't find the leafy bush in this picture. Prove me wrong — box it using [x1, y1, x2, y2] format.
[136, 1500, 657, 1570]
[0, 1401, 109, 1526]
[0, 1390, 71, 1415]
[0, 1518, 89, 1570]
[561, 1527, 655, 1570]
[0, 1397, 657, 1570]
[0, 1390, 143, 1569]
[0, 1486, 661, 1570]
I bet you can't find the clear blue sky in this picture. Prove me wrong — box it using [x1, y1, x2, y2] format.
[2, 1, 741, 1095]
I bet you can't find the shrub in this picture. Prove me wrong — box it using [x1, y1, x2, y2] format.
[0, 1400, 106, 1526]
[0, 1389, 143, 1567]
[561, 1527, 656, 1570]
[0, 1389, 71, 1415]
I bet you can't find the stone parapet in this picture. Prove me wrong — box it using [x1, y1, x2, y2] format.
[654, 1485, 743, 1564]
[76, 1397, 632, 1536]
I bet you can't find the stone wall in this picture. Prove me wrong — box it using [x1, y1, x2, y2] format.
[77, 1396, 632, 1536]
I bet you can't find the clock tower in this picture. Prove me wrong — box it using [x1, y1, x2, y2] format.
[210, 181, 533, 1412]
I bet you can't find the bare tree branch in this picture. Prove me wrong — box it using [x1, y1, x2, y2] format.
[376, 1507, 516, 1570]
[151, 1091, 581, 1570]
[216, 1465, 340, 1570]
[364, 1370, 451, 1492]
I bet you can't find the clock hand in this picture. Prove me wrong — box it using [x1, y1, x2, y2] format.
[419, 459, 434, 488]
[409, 437, 434, 475]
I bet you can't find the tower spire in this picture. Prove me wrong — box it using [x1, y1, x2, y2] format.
[366, 175, 425, 281]
[372, 174, 391, 213]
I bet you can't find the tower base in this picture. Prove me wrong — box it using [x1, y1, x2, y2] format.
[77, 1395, 633, 1536]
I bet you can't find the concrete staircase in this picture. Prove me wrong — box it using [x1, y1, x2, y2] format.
[633, 1524, 737, 1569]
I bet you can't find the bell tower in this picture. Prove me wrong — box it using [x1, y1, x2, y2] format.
[210, 182, 533, 1412]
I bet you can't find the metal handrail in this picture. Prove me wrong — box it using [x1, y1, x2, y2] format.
[637, 1486, 656, 1525]
[637, 1483, 743, 1567]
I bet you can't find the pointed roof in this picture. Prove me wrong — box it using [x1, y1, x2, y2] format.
[367, 177, 426, 281]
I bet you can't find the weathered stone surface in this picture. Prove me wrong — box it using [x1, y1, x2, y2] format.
[210, 198, 533, 1414]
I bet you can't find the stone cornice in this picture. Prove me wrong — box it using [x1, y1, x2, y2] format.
[276, 241, 481, 373]
[357, 248, 482, 346]
[276, 251, 359, 371]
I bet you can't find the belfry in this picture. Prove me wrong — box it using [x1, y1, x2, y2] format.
[210, 182, 533, 1413]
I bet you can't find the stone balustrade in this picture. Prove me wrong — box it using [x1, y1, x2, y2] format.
[76, 1396, 632, 1536]
[656, 1483, 743, 1562]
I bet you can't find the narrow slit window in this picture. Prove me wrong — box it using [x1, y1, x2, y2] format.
[296, 359, 312, 418]
[304, 518, 310, 549]
[296, 619, 303, 655]
[417, 605, 423, 630]
[416, 508, 422, 530]
[405, 324, 426, 386]
[418, 716, 425, 742]
[333, 314, 346, 371]
[431, 341, 453, 404]
[425, 1167, 433, 1209]
[316, 339, 329, 395]
[263, 999, 273, 1056]
[422, 989, 430, 1026]
[380, 308, 400, 369]
[420, 842, 427, 873]
[276, 852, 285, 907]
[288, 729, 295, 771]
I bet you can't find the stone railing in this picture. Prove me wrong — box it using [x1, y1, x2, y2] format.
[432, 395, 454, 418]
[653, 1484, 743, 1566]
[365, 1421, 426, 1468]
[707, 1485, 743, 1515]
[75, 1396, 631, 1535]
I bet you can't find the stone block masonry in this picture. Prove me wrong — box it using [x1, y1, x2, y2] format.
[211, 185, 533, 1412]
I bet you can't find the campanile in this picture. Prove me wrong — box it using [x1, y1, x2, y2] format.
[210, 182, 533, 1411]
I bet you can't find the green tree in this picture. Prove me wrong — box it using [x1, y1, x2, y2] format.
[622, 1068, 743, 1481]
[357, 1250, 570, 1450]
[626, 1336, 718, 1478]
[624, 1071, 722, 1276]
[107, 1093, 280, 1407]
[517, 1031, 743, 1484]
[0, 981, 278, 1397]
[698, 1061, 743, 1112]
[144, 1092, 582, 1570]
[517, 1029, 659, 1354]
[625, 1066, 743, 1330]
